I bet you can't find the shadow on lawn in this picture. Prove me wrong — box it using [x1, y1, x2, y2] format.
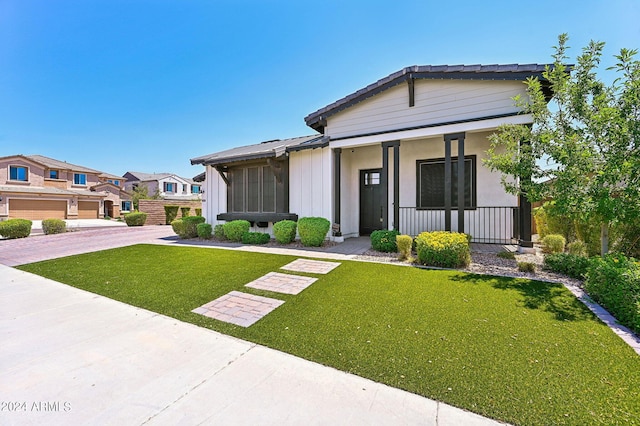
[450, 273, 594, 323]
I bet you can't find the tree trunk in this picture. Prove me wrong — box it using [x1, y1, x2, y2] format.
[601, 222, 609, 256]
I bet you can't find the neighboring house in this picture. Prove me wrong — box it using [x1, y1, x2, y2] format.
[0, 154, 131, 220]
[192, 64, 551, 248]
[122, 172, 203, 201]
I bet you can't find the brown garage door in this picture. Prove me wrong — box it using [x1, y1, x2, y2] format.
[78, 201, 99, 219]
[9, 199, 67, 220]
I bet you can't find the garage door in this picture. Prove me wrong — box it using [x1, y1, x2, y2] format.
[9, 199, 67, 220]
[78, 201, 99, 219]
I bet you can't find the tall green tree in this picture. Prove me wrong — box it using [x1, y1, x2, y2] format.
[485, 34, 640, 255]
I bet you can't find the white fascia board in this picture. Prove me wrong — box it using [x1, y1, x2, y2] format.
[329, 114, 533, 149]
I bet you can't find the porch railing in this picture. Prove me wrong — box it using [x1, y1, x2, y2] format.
[398, 206, 520, 244]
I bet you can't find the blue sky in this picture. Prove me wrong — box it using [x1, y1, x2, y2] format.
[1, 0, 638, 179]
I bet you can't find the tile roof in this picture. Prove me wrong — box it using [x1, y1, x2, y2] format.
[304, 64, 556, 131]
[26, 155, 103, 174]
[191, 134, 323, 166]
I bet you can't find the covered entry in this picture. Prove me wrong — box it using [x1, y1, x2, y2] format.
[9, 199, 67, 220]
[359, 169, 384, 235]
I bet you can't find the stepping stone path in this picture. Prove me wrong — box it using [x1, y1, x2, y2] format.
[280, 259, 341, 274]
[192, 291, 285, 327]
[193, 259, 341, 327]
[245, 272, 317, 295]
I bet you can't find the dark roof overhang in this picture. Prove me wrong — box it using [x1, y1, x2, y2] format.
[304, 64, 566, 132]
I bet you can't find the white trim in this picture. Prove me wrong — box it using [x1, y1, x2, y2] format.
[329, 114, 533, 149]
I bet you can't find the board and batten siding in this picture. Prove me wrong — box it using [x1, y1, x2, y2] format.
[203, 165, 228, 225]
[289, 147, 332, 223]
[325, 80, 527, 139]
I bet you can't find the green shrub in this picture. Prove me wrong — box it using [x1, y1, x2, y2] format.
[223, 220, 251, 242]
[180, 207, 191, 217]
[273, 220, 297, 244]
[196, 223, 212, 239]
[585, 254, 640, 333]
[297, 217, 330, 247]
[242, 232, 271, 244]
[213, 224, 226, 240]
[541, 234, 566, 254]
[0, 219, 32, 239]
[370, 229, 400, 252]
[611, 218, 640, 259]
[415, 231, 470, 268]
[195, 208, 202, 216]
[533, 202, 575, 241]
[171, 219, 186, 237]
[164, 205, 179, 224]
[396, 235, 413, 261]
[543, 252, 591, 280]
[181, 216, 206, 238]
[42, 218, 66, 235]
[497, 251, 516, 260]
[124, 212, 147, 226]
[517, 262, 536, 273]
[567, 240, 588, 257]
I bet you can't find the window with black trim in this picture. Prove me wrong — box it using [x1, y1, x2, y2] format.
[416, 155, 476, 208]
[229, 165, 276, 213]
[73, 173, 86, 185]
[163, 182, 176, 193]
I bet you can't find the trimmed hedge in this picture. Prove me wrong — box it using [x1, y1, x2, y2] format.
[180, 216, 205, 238]
[213, 224, 226, 240]
[197, 223, 212, 239]
[415, 231, 470, 268]
[396, 235, 413, 261]
[124, 212, 147, 226]
[371, 230, 400, 252]
[223, 220, 251, 242]
[171, 219, 186, 237]
[297, 217, 330, 247]
[242, 232, 271, 245]
[585, 253, 640, 333]
[543, 252, 591, 280]
[517, 262, 536, 273]
[0, 219, 32, 239]
[180, 207, 191, 217]
[273, 220, 297, 244]
[42, 218, 66, 235]
[164, 205, 179, 225]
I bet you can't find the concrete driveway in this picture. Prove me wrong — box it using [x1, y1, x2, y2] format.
[0, 227, 506, 425]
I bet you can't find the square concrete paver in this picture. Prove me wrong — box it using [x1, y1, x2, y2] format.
[245, 272, 317, 295]
[192, 291, 284, 327]
[280, 259, 341, 274]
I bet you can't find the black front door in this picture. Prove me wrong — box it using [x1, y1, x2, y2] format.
[359, 169, 384, 235]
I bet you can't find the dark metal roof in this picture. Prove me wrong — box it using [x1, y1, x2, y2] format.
[304, 64, 556, 132]
[190, 134, 323, 166]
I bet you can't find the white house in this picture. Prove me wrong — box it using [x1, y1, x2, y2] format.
[192, 64, 551, 249]
[123, 172, 202, 201]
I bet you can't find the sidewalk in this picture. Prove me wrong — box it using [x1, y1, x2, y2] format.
[0, 265, 507, 425]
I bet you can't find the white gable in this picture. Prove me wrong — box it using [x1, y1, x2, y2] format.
[325, 79, 527, 139]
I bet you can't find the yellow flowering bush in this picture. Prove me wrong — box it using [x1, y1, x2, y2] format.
[415, 231, 470, 268]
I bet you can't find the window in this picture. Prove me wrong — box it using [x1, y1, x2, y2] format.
[9, 166, 28, 182]
[108, 179, 120, 186]
[363, 171, 380, 186]
[163, 182, 176, 193]
[121, 201, 132, 212]
[49, 170, 59, 179]
[191, 185, 201, 194]
[229, 166, 276, 213]
[417, 155, 476, 208]
[182, 184, 187, 193]
[73, 173, 87, 185]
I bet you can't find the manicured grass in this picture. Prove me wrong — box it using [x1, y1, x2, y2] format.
[19, 244, 640, 425]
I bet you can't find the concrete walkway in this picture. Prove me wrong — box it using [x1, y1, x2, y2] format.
[0, 264, 506, 425]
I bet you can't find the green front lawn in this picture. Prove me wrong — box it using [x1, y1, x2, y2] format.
[19, 244, 640, 425]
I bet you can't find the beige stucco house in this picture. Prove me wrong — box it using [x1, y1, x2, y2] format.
[0, 154, 131, 220]
[122, 171, 202, 201]
[192, 64, 551, 249]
